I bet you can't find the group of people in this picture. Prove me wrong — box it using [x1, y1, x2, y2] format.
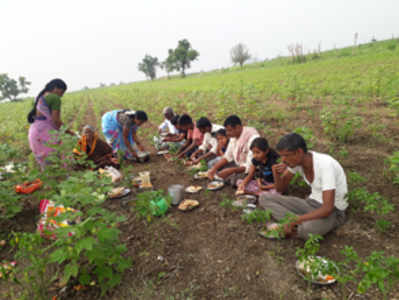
[27, 79, 348, 241]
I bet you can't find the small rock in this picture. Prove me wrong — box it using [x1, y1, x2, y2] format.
[157, 255, 164, 262]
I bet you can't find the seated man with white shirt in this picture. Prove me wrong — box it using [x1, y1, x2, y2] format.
[158, 107, 177, 135]
[208, 115, 260, 185]
[190, 117, 224, 165]
[259, 133, 348, 240]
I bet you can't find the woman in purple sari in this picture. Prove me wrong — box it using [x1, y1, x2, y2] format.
[27, 79, 68, 169]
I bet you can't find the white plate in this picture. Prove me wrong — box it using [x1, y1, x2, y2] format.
[207, 180, 224, 191]
[157, 150, 169, 155]
[109, 188, 131, 199]
[185, 186, 202, 193]
[193, 171, 208, 180]
[295, 256, 338, 285]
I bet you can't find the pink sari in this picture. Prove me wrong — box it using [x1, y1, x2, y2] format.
[28, 97, 59, 168]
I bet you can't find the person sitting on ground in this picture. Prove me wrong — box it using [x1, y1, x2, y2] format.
[208, 115, 260, 185]
[206, 129, 229, 169]
[176, 114, 204, 159]
[156, 114, 186, 151]
[73, 125, 119, 169]
[101, 109, 148, 161]
[158, 107, 178, 135]
[236, 137, 279, 197]
[190, 117, 224, 165]
[259, 133, 348, 240]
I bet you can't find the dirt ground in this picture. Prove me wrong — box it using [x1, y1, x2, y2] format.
[1, 104, 398, 300]
[55, 149, 398, 300]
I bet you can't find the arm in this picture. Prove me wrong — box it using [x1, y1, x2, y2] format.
[238, 164, 256, 191]
[122, 126, 139, 158]
[132, 131, 145, 151]
[272, 163, 294, 194]
[258, 179, 275, 190]
[190, 149, 203, 161]
[208, 157, 228, 180]
[193, 150, 214, 164]
[178, 140, 196, 158]
[285, 190, 335, 235]
[51, 110, 62, 129]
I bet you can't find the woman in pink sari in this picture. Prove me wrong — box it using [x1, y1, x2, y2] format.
[27, 79, 68, 169]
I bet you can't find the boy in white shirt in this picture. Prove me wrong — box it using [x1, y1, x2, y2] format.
[190, 117, 224, 165]
[259, 133, 347, 240]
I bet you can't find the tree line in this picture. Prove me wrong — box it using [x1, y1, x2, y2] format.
[138, 40, 252, 80]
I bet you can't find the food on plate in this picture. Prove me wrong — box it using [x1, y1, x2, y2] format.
[194, 171, 208, 179]
[109, 187, 125, 198]
[178, 199, 199, 211]
[296, 256, 337, 284]
[207, 181, 224, 190]
[185, 185, 202, 193]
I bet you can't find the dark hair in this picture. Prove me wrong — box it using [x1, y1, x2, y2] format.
[276, 133, 307, 153]
[250, 137, 270, 152]
[196, 117, 211, 129]
[178, 114, 193, 126]
[216, 128, 226, 136]
[27, 79, 67, 123]
[171, 114, 180, 125]
[251, 137, 280, 161]
[135, 110, 148, 122]
[224, 115, 241, 127]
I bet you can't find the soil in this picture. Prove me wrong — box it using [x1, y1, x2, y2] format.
[1, 103, 398, 300]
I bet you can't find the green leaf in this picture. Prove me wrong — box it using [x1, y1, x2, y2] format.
[63, 262, 79, 283]
[76, 237, 96, 253]
[49, 248, 69, 264]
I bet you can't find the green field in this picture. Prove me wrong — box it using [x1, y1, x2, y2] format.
[1, 39, 399, 299]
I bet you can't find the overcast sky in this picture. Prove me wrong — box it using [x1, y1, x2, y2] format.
[1, 0, 398, 96]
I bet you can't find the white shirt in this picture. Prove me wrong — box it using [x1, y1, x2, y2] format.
[223, 126, 260, 173]
[288, 151, 348, 211]
[198, 124, 224, 154]
[158, 119, 178, 134]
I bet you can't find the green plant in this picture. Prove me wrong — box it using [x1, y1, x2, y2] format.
[339, 246, 399, 299]
[348, 187, 394, 232]
[241, 209, 271, 224]
[385, 151, 399, 184]
[133, 190, 171, 222]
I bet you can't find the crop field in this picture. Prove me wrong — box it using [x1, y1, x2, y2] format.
[0, 39, 398, 299]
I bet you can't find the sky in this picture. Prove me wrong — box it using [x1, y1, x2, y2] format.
[0, 0, 398, 96]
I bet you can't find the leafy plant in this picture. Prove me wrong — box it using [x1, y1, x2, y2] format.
[339, 246, 399, 298]
[385, 151, 399, 184]
[241, 209, 271, 224]
[133, 190, 171, 222]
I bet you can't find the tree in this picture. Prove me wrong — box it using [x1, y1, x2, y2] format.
[161, 49, 178, 79]
[230, 43, 251, 68]
[0, 74, 31, 101]
[172, 39, 199, 77]
[138, 54, 159, 80]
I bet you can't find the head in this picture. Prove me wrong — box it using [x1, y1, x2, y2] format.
[276, 133, 308, 168]
[133, 110, 148, 126]
[27, 79, 67, 123]
[171, 114, 180, 126]
[196, 117, 212, 134]
[82, 125, 95, 143]
[163, 107, 174, 120]
[250, 137, 270, 161]
[216, 128, 228, 147]
[223, 115, 242, 138]
[178, 114, 193, 131]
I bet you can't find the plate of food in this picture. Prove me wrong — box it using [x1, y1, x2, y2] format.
[185, 185, 202, 193]
[157, 150, 169, 155]
[207, 180, 224, 191]
[233, 195, 257, 207]
[295, 256, 338, 285]
[178, 199, 200, 211]
[193, 171, 208, 180]
[108, 187, 131, 199]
